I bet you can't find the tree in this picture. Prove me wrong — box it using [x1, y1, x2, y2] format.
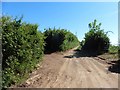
[82, 19, 110, 54]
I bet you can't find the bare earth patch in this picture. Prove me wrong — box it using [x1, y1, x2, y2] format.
[16, 47, 118, 88]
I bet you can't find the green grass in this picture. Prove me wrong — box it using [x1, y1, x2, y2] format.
[98, 45, 119, 60]
[108, 45, 119, 54]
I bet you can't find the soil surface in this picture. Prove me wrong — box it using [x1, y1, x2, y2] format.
[17, 47, 118, 88]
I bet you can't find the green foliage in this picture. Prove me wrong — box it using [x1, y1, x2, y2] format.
[118, 46, 120, 59]
[82, 19, 110, 54]
[109, 45, 119, 54]
[44, 28, 79, 52]
[80, 40, 85, 48]
[1, 16, 45, 87]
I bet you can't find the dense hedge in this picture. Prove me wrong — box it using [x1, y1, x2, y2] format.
[1, 16, 45, 87]
[82, 20, 110, 54]
[44, 28, 79, 52]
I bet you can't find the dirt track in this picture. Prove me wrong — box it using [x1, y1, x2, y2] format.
[19, 47, 118, 88]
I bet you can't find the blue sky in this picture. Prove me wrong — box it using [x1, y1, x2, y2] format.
[2, 2, 118, 45]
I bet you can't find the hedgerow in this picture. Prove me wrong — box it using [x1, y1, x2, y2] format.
[44, 28, 79, 52]
[82, 19, 110, 54]
[1, 16, 45, 87]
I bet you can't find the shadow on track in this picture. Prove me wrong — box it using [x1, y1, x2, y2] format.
[64, 49, 120, 74]
[64, 49, 99, 58]
[108, 60, 120, 74]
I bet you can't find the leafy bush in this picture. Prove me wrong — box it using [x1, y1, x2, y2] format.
[118, 46, 120, 60]
[82, 19, 110, 54]
[109, 45, 120, 54]
[1, 16, 45, 87]
[44, 28, 79, 52]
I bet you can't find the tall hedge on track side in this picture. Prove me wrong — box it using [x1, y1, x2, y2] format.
[44, 28, 79, 52]
[1, 16, 45, 87]
[82, 19, 110, 54]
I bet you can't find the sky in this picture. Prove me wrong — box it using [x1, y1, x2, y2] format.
[2, 2, 118, 45]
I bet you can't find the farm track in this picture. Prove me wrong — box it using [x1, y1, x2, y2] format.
[17, 47, 118, 88]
